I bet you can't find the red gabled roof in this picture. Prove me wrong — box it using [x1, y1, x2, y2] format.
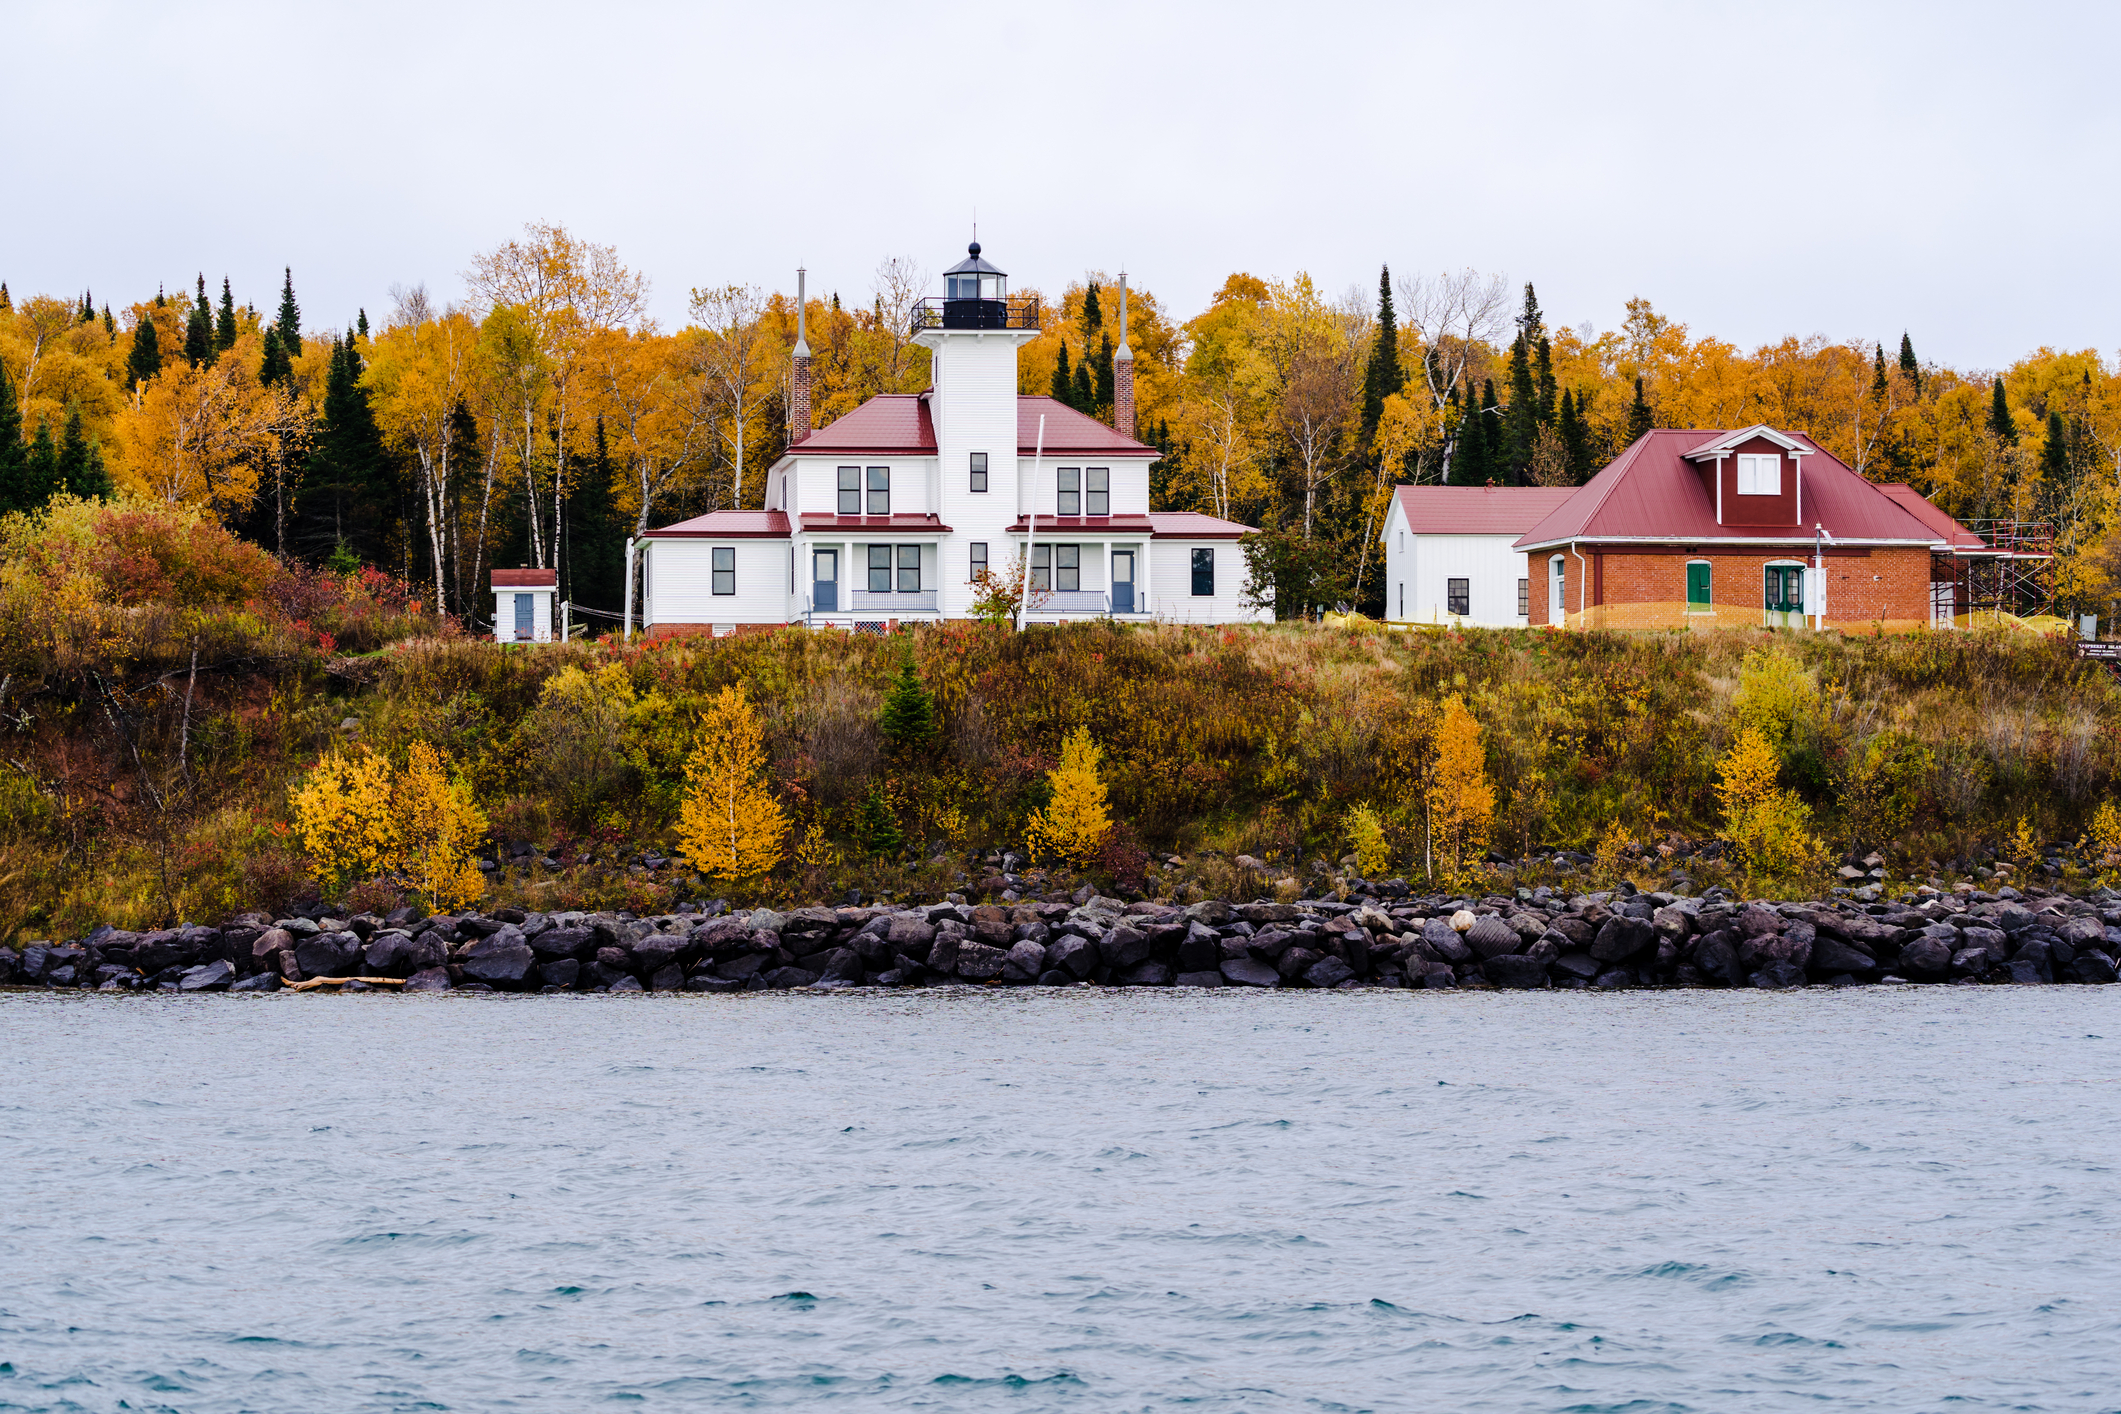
[1146, 511, 1255, 540]
[643, 509, 791, 539]
[797, 513, 952, 533]
[1017, 396, 1158, 457]
[1877, 484, 1987, 551]
[788, 394, 935, 456]
[491, 567, 557, 587]
[783, 392, 1157, 459]
[1513, 429, 1945, 549]
[1389, 486, 1580, 537]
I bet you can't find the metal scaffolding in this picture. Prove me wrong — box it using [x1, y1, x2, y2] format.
[1939, 520, 2056, 620]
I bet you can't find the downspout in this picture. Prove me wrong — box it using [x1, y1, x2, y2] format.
[1571, 542, 1591, 629]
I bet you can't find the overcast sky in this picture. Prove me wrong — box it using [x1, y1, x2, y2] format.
[6, 0, 2114, 370]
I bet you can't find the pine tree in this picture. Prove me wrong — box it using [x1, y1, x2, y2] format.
[77, 291, 93, 323]
[0, 361, 25, 513]
[356, 308, 369, 339]
[1024, 726, 1112, 867]
[675, 683, 789, 881]
[298, 333, 394, 561]
[1502, 335, 1537, 484]
[1093, 332, 1115, 411]
[215, 277, 237, 352]
[878, 659, 937, 750]
[1871, 344, 1889, 399]
[2040, 408, 2072, 495]
[101, 306, 114, 338]
[1624, 377, 1655, 443]
[563, 415, 625, 614]
[1050, 341, 1073, 407]
[1988, 377, 2017, 443]
[1898, 332, 1920, 393]
[1081, 280, 1102, 337]
[20, 418, 60, 510]
[126, 313, 163, 386]
[1454, 382, 1497, 486]
[1071, 359, 1093, 414]
[273, 266, 302, 368]
[1559, 388, 1593, 483]
[1516, 282, 1544, 343]
[56, 405, 91, 496]
[184, 275, 213, 366]
[72, 440, 113, 501]
[1359, 264, 1403, 447]
[0, 283, 9, 310]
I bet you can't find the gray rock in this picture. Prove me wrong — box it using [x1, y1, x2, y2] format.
[649, 963, 686, 992]
[954, 941, 1008, 981]
[1421, 917, 1472, 964]
[1897, 936, 1952, 980]
[230, 971, 280, 993]
[761, 967, 816, 989]
[1003, 940, 1048, 982]
[1482, 954, 1548, 988]
[1176, 969, 1224, 987]
[539, 958, 581, 989]
[1122, 961, 1172, 986]
[460, 934, 537, 989]
[404, 967, 451, 991]
[1046, 934, 1100, 979]
[2073, 951, 2118, 984]
[1177, 923, 1221, 972]
[2005, 958, 2047, 985]
[1220, 956, 1280, 987]
[293, 932, 362, 979]
[1750, 960, 1808, 989]
[1304, 956, 1355, 989]
[1466, 915, 1522, 960]
[1100, 924, 1152, 970]
[609, 975, 645, 992]
[1552, 950, 1600, 980]
[1185, 899, 1233, 926]
[1590, 916, 1655, 962]
[177, 960, 235, 991]
[1276, 945, 1323, 980]
[817, 947, 866, 985]
[1651, 905, 1694, 942]
[1809, 938, 1878, 976]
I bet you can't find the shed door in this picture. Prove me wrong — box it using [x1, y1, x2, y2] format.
[812, 549, 838, 612]
[513, 593, 532, 639]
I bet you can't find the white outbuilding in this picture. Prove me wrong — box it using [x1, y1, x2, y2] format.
[1380, 486, 1580, 628]
[491, 567, 557, 643]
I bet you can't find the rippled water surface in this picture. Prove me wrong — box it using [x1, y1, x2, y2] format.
[2, 988, 2118, 1412]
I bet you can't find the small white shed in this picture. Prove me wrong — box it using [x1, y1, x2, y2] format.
[1381, 486, 1581, 628]
[492, 567, 557, 643]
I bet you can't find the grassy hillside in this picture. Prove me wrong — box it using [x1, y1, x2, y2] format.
[5, 499, 2119, 942]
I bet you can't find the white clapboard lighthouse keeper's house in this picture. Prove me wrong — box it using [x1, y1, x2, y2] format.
[626, 242, 1267, 634]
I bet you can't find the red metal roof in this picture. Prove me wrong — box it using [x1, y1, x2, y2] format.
[643, 509, 792, 539]
[1146, 511, 1255, 540]
[1878, 484, 1987, 551]
[1513, 430, 1945, 550]
[1017, 396, 1158, 457]
[1006, 514, 1157, 533]
[788, 395, 935, 455]
[1390, 486, 1580, 536]
[491, 567, 557, 587]
[797, 513, 953, 533]
[784, 392, 1157, 458]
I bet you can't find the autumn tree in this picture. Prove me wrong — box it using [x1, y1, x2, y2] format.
[1025, 727, 1112, 867]
[677, 683, 788, 881]
[1424, 695, 1494, 881]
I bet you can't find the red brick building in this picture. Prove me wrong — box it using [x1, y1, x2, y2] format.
[1513, 426, 2007, 632]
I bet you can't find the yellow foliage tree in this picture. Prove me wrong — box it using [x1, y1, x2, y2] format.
[290, 744, 489, 909]
[1716, 727, 1826, 890]
[1343, 802, 1391, 878]
[1025, 726, 1113, 867]
[396, 741, 490, 911]
[1425, 695, 1494, 880]
[290, 750, 400, 898]
[676, 683, 787, 881]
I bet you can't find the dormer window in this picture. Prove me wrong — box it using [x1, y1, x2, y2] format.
[1737, 453, 1781, 496]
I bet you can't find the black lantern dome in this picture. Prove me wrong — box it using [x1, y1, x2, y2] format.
[940, 242, 1009, 327]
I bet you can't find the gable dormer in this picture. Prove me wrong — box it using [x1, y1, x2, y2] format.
[1683, 425, 1811, 528]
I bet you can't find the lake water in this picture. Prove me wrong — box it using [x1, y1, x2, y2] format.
[1, 988, 2117, 1412]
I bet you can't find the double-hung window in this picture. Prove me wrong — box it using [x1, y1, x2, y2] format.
[837, 466, 860, 515]
[1736, 453, 1780, 496]
[867, 466, 891, 515]
[1085, 467, 1109, 516]
[1056, 467, 1080, 516]
[1056, 544, 1080, 592]
[1030, 545, 1052, 592]
[868, 545, 892, 592]
[969, 452, 987, 493]
[1517, 578, 1529, 617]
[711, 546, 735, 596]
[1191, 548, 1214, 597]
[1447, 578, 1470, 616]
[898, 545, 921, 592]
[969, 542, 988, 581]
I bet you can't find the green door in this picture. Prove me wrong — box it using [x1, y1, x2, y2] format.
[1686, 561, 1712, 612]
[1764, 565, 1804, 627]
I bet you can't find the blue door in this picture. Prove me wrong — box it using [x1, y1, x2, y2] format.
[513, 592, 532, 640]
[812, 549, 838, 612]
[1111, 550, 1135, 613]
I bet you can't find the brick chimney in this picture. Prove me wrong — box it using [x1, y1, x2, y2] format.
[791, 266, 812, 442]
[1113, 271, 1134, 437]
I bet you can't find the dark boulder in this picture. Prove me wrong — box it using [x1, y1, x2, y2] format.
[1002, 940, 1047, 982]
[1220, 957, 1280, 987]
[955, 941, 1009, 981]
[2005, 958, 2048, 985]
[460, 934, 537, 990]
[1122, 961, 1172, 986]
[539, 958, 581, 989]
[1177, 923, 1221, 972]
[1046, 935, 1100, 980]
[294, 933, 362, 980]
[1100, 924, 1152, 970]
[1277, 946, 1323, 981]
[2073, 952, 2118, 984]
[925, 933, 963, 976]
[686, 974, 744, 992]
[1809, 938, 1879, 977]
[608, 975, 645, 992]
[1592, 968, 1634, 989]
[761, 967, 818, 989]
[1035, 969, 1074, 986]
[177, 960, 235, 991]
[649, 964, 686, 992]
[1750, 960, 1808, 989]
[230, 971, 280, 993]
[1304, 956, 1356, 989]
[1421, 918, 1472, 965]
[1590, 916, 1655, 963]
[715, 952, 769, 982]
[817, 948, 866, 985]
[1949, 947, 1992, 979]
[1175, 969, 1224, 987]
[1897, 936, 1952, 980]
[404, 967, 451, 992]
[1553, 951, 1600, 981]
[1692, 937, 1742, 986]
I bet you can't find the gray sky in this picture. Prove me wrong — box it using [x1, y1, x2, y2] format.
[7, 0, 2115, 370]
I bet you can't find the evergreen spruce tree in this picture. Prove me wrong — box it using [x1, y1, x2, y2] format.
[1516, 282, 1544, 343]
[126, 313, 163, 386]
[56, 405, 92, 496]
[215, 277, 237, 353]
[101, 305, 114, 338]
[1624, 377, 1655, 443]
[184, 275, 213, 366]
[2040, 409, 2071, 495]
[0, 361, 25, 512]
[1081, 280, 1102, 337]
[1050, 341, 1073, 407]
[1871, 344, 1889, 398]
[297, 333, 394, 560]
[73, 441, 113, 501]
[78, 291, 93, 323]
[259, 324, 290, 386]
[20, 419, 60, 510]
[878, 659, 938, 751]
[1988, 377, 2017, 443]
[0, 282, 9, 310]
[273, 266, 302, 368]
[1359, 264, 1403, 447]
[1898, 332, 1920, 393]
[356, 308, 369, 339]
[1502, 333, 1537, 484]
[563, 415, 625, 614]
[1559, 388, 1593, 483]
[1093, 332, 1115, 411]
[1071, 359, 1093, 414]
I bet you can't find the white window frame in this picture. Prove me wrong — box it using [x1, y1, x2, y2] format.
[1736, 453, 1781, 496]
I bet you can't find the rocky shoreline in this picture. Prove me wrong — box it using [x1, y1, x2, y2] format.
[7, 877, 2121, 994]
